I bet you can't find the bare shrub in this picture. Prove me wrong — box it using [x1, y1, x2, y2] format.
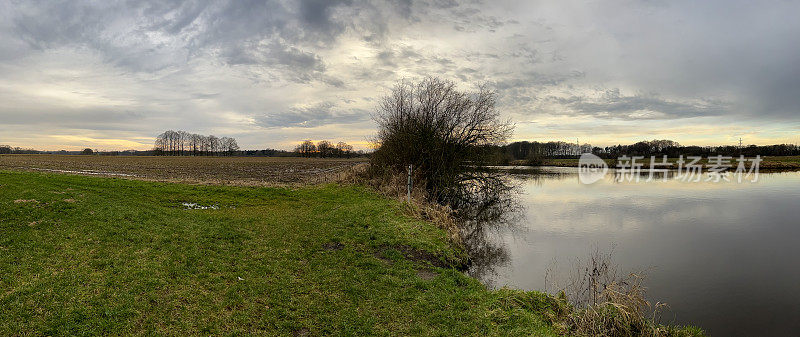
[545, 249, 702, 337]
[370, 77, 512, 205]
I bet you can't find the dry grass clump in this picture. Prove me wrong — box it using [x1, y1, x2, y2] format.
[567, 273, 666, 336]
[545, 250, 704, 337]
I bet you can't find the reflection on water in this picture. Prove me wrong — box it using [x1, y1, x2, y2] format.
[462, 167, 800, 337]
[451, 173, 518, 283]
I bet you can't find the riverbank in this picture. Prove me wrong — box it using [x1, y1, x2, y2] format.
[0, 170, 703, 336]
[0, 170, 557, 335]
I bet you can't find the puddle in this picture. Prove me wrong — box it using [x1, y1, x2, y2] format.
[181, 202, 219, 210]
[23, 167, 139, 177]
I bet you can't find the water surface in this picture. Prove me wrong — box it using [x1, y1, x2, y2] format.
[469, 167, 800, 336]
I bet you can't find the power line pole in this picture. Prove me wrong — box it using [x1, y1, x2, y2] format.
[739, 137, 743, 156]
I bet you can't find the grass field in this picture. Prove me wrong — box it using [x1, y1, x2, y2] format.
[0, 155, 366, 186]
[0, 170, 563, 336]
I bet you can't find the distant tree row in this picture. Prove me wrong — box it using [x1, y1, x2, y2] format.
[294, 140, 355, 158]
[1, 142, 367, 157]
[595, 141, 800, 158]
[153, 130, 239, 156]
[501, 141, 594, 159]
[0, 145, 40, 154]
[491, 139, 800, 163]
[240, 149, 298, 157]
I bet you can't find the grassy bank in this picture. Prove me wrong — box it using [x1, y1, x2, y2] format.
[0, 171, 564, 336]
[0, 171, 705, 336]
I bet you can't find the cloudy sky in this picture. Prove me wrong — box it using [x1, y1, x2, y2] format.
[1, 0, 799, 151]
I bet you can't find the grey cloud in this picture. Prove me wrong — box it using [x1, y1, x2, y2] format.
[391, 0, 414, 18]
[549, 89, 729, 120]
[430, 0, 459, 9]
[372, 46, 424, 68]
[192, 93, 220, 99]
[454, 14, 516, 33]
[298, 0, 352, 32]
[321, 75, 346, 88]
[10, 1, 196, 71]
[550, 0, 800, 120]
[6, 0, 369, 76]
[5, 0, 508, 75]
[256, 102, 368, 128]
[0, 106, 148, 130]
[376, 50, 396, 66]
[493, 71, 586, 90]
[2, 0, 800, 150]
[353, 67, 395, 81]
[223, 40, 324, 82]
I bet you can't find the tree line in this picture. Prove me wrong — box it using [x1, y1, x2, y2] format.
[2, 140, 367, 158]
[294, 140, 356, 158]
[491, 139, 800, 164]
[0, 145, 40, 154]
[595, 141, 800, 158]
[500, 141, 594, 160]
[153, 130, 240, 156]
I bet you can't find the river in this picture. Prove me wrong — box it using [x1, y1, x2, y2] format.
[467, 167, 800, 336]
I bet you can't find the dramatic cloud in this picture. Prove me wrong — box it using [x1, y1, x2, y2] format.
[256, 101, 368, 128]
[0, 0, 798, 150]
[545, 89, 730, 120]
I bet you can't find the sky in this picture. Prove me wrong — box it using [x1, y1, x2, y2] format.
[1, 0, 799, 151]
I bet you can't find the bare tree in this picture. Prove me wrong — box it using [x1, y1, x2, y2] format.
[293, 140, 356, 158]
[371, 77, 512, 203]
[295, 140, 316, 157]
[317, 140, 333, 158]
[200, 135, 210, 155]
[336, 142, 353, 158]
[208, 135, 220, 155]
[220, 137, 239, 156]
[177, 131, 189, 155]
[189, 133, 202, 155]
[153, 131, 239, 157]
[154, 130, 180, 155]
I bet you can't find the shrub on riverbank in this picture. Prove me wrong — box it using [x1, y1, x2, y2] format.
[541, 250, 705, 337]
[369, 77, 512, 206]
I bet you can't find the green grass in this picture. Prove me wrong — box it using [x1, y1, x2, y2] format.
[0, 171, 561, 336]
